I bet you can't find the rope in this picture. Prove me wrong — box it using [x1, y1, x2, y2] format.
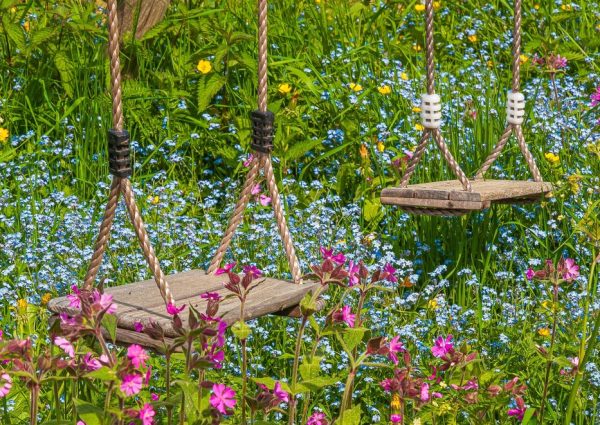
[83, 178, 121, 290]
[121, 179, 175, 306]
[432, 129, 471, 191]
[512, 0, 522, 92]
[400, 206, 471, 217]
[207, 157, 261, 274]
[400, 130, 431, 188]
[514, 125, 543, 182]
[425, 0, 435, 95]
[257, 0, 268, 112]
[80, 0, 175, 310]
[208, 0, 303, 284]
[261, 155, 303, 284]
[475, 125, 513, 179]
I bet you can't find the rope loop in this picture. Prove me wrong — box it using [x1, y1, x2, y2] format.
[108, 129, 132, 178]
[250, 110, 275, 154]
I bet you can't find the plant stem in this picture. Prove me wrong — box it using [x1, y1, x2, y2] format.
[539, 283, 559, 423]
[288, 317, 308, 425]
[29, 384, 39, 425]
[339, 369, 357, 415]
[166, 352, 173, 425]
[241, 337, 248, 425]
[565, 255, 599, 424]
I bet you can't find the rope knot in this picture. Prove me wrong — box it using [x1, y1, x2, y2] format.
[250, 110, 275, 154]
[108, 129, 132, 178]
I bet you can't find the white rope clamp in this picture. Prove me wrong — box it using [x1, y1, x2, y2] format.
[420, 93, 442, 129]
[506, 90, 525, 125]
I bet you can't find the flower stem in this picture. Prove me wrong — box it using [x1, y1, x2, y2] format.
[288, 317, 308, 425]
[539, 283, 559, 423]
[241, 337, 248, 425]
[339, 369, 357, 415]
[166, 352, 173, 425]
[29, 384, 39, 425]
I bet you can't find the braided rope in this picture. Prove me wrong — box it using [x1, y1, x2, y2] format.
[400, 130, 431, 187]
[83, 177, 121, 290]
[400, 206, 471, 217]
[514, 125, 543, 182]
[121, 179, 175, 306]
[512, 0, 522, 92]
[107, 0, 124, 130]
[432, 129, 472, 191]
[207, 157, 261, 274]
[257, 0, 268, 112]
[475, 125, 513, 179]
[261, 155, 303, 284]
[425, 0, 435, 95]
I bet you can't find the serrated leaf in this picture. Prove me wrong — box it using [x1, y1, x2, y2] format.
[31, 27, 55, 48]
[2, 16, 25, 51]
[196, 73, 226, 113]
[338, 327, 369, 352]
[101, 313, 117, 343]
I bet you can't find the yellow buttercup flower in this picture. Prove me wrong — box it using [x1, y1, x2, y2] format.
[468, 34, 477, 43]
[41, 293, 52, 306]
[414, 4, 425, 12]
[560, 4, 572, 11]
[433, 1, 441, 9]
[412, 106, 421, 113]
[0, 127, 8, 142]
[412, 44, 422, 52]
[520, 54, 529, 64]
[196, 59, 212, 74]
[378, 85, 392, 95]
[400, 72, 408, 81]
[17, 298, 27, 312]
[391, 393, 401, 409]
[415, 123, 424, 131]
[278, 83, 292, 95]
[545, 152, 560, 165]
[23, 21, 30, 32]
[538, 328, 551, 337]
[148, 195, 159, 205]
[377, 141, 385, 152]
[534, 4, 540, 9]
[428, 299, 438, 309]
[349, 83, 363, 92]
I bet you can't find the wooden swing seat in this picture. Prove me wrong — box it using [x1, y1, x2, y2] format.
[48, 270, 321, 349]
[381, 179, 553, 213]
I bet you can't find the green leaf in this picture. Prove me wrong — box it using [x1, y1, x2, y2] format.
[299, 356, 322, 381]
[282, 138, 322, 162]
[30, 27, 55, 48]
[252, 377, 291, 394]
[231, 321, 252, 340]
[84, 367, 117, 382]
[339, 327, 369, 352]
[338, 405, 361, 425]
[301, 376, 340, 391]
[101, 313, 117, 344]
[74, 399, 105, 425]
[363, 198, 382, 222]
[521, 408, 537, 425]
[174, 380, 201, 422]
[196, 73, 226, 113]
[54, 50, 75, 98]
[2, 16, 25, 51]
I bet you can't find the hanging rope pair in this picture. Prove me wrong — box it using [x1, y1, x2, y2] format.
[208, 0, 303, 285]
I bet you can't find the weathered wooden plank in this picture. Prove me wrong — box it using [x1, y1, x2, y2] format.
[381, 196, 484, 210]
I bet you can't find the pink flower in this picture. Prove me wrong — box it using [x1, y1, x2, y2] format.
[200, 292, 222, 301]
[259, 194, 272, 206]
[54, 336, 75, 358]
[215, 262, 236, 275]
[121, 374, 143, 396]
[383, 263, 397, 283]
[77, 422, 86, 425]
[391, 414, 402, 423]
[420, 382, 430, 401]
[166, 303, 186, 316]
[251, 183, 261, 195]
[209, 383, 237, 414]
[273, 381, 289, 403]
[591, 86, 600, 107]
[134, 321, 144, 332]
[127, 344, 149, 369]
[548, 54, 567, 70]
[67, 285, 81, 308]
[332, 305, 355, 327]
[0, 373, 12, 398]
[138, 403, 155, 425]
[92, 291, 117, 314]
[463, 379, 478, 390]
[151, 393, 160, 401]
[525, 268, 535, 280]
[347, 261, 360, 286]
[243, 153, 254, 167]
[559, 258, 579, 280]
[387, 336, 404, 364]
[507, 396, 527, 421]
[242, 265, 262, 278]
[307, 412, 329, 425]
[82, 352, 103, 371]
[431, 334, 453, 358]
[320, 247, 346, 265]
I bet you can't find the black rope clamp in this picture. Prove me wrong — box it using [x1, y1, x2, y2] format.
[108, 129, 132, 178]
[250, 110, 275, 154]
